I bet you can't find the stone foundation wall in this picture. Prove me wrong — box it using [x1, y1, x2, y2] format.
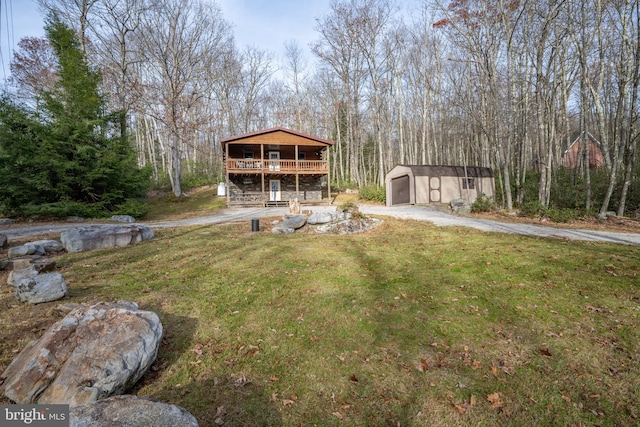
[228, 175, 325, 202]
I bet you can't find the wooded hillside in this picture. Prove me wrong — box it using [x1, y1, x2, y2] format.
[8, 0, 640, 216]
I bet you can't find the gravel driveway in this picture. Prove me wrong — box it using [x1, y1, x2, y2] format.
[2, 204, 640, 246]
[358, 204, 640, 246]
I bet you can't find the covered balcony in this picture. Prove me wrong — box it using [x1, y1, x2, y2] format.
[226, 158, 329, 174]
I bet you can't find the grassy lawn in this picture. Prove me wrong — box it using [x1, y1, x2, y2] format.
[2, 208, 639, 426]
[144, 186, 228, 220]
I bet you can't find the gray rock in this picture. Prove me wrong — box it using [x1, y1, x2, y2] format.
[0, 233, 7, 250]
[7, 266, 39, 287]
[0, 218, 15, 225]
[8, 244, 37, 257]
[66, 216, 85, 223]
[307, 212, 335, 225]
[0, 301, 163, 405]
[70, 395, 199, 427]
[61, 224, 154, 253]
[315, 217, 383, 234]
[271, 226, 295, 235]
[283, 214, 306, 229]
[9, 240, 64, 257]
[0, 257, 34, 271]
[450, 198, 472, 216]
[30, 240, 65, 254]
[14, 272, 68, 304]
[33, 258, 57, 273]
[110, 215, 136, 223]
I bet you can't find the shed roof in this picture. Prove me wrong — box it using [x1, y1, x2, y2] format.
[392, 165, 494, 178]
[221, 127, 335, 146]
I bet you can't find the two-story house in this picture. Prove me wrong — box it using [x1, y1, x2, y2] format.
[221, 127, 334, 206]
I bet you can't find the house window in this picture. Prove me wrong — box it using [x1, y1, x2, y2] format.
[298, 152, 306, 160]
[243, 151, 254, 159]
[463, 177, 475, 190]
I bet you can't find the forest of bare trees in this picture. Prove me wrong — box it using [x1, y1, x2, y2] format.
[8, 0, 640, 215]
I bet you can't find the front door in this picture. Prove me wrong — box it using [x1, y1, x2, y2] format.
[269, 151, 280, 171]
[269, 179, 281, 201]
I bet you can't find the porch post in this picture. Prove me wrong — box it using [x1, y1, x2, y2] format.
[295, 145, 300, 200]
[261, 144, 265, 205]
[225, 142, 230, 206]
[327, 147, 331, 203]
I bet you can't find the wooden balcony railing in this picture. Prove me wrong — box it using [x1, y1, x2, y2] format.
[226, 159, 328, 174]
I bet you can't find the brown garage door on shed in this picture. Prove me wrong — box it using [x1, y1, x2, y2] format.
[391, 175, 410, 205]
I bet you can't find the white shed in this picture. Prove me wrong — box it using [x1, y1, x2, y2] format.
[385, 165, 495, 206]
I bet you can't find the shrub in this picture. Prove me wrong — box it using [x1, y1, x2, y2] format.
[112, 198, 149, 219]
[20, 201, 107, 219]
[520, 200, 547, 218]
[546, 208, 578, 223]
[471, 193, 494, 212]
[359, 184, 386, 204]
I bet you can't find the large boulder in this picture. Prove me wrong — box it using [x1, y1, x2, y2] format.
[0, 301, 163, 405]
[7, 266, 39, 286]
[110, 215, 136, 223]
[272, 214, 306, 234]
[61, 225, 154, 253]
[307, 211, 336, 225]
[70, 395, 199, 427]
[30, 240, 65, 254]
[0, 257, 34, 272]
[450, 198, 472, 216]
[8, 244, 38, 257]
[13, 272, 68, 304]
[33, 258, 57, 273]
[8, 240, 64, 257]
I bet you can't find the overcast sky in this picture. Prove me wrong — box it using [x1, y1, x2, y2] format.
[0, 0, 334, 81]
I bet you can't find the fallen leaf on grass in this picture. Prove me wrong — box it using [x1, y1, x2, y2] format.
[417, 359, 430, 372]
[487, 392, 504, 408]
[453, 403, 467, 414]
[451, 395, 476, 414]
[269, 375, 279, 382]
[350, 374, 359, 382]
[539, 348, 552, 357]
[333, 412, 343, 419]
[282, 399, 295, 407]
[245, 345, 260, 356]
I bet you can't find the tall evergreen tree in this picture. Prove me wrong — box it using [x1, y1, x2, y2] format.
[0, 16, 148, 218]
